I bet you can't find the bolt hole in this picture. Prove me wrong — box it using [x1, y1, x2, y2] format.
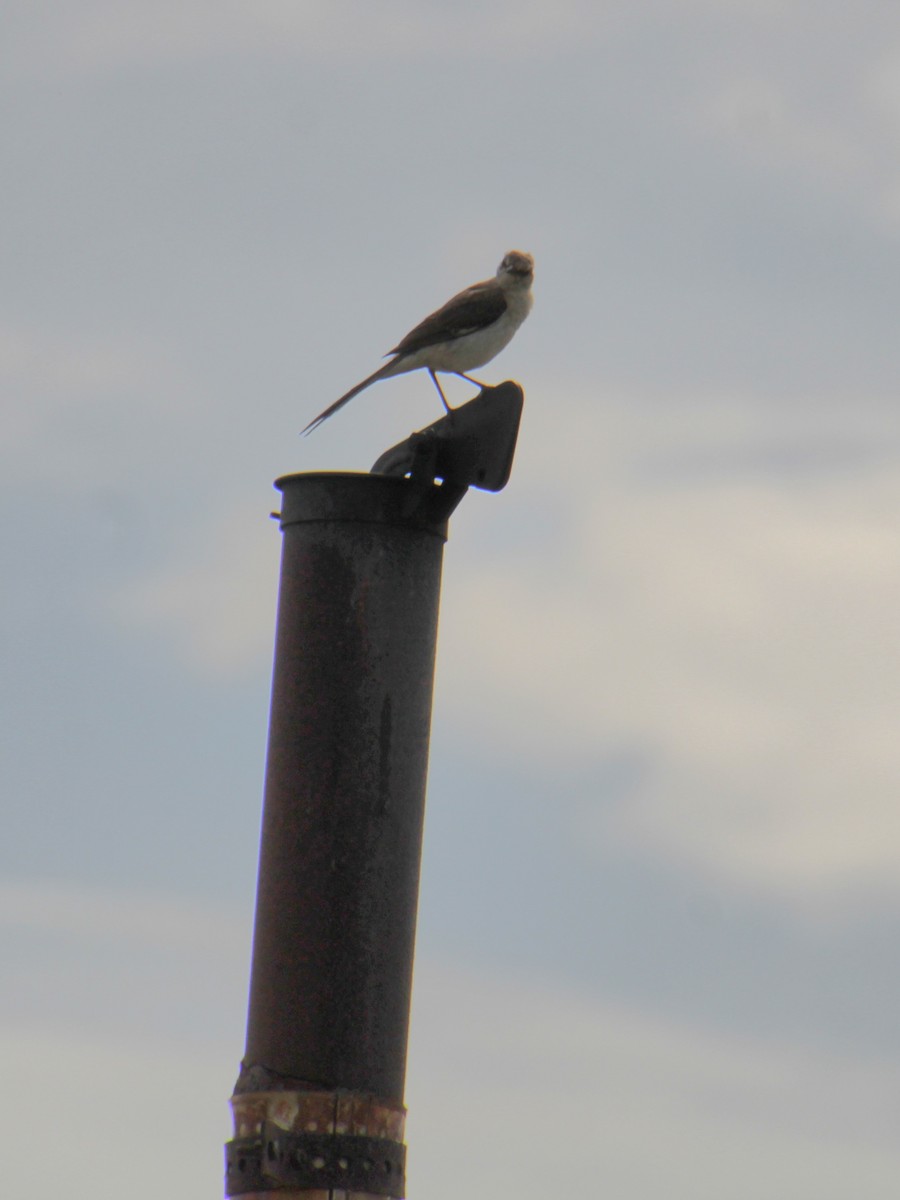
[338, 1157, 349, 1170]
[312, 1155, 326, 1170]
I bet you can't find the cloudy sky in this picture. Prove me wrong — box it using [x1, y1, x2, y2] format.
[3, 2, 900, 1196]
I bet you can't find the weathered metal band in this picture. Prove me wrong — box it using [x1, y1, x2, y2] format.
[226, 1126, 406, 1196]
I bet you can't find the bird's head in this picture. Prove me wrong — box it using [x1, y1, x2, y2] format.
[497, 250, 534, 287]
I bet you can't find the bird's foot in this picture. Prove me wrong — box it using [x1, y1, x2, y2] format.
[456, 372, 488, 390]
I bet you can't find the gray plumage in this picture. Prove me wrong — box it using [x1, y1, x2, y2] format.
[301, 251, 534, 435]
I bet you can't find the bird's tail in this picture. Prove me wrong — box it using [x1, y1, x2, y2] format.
[301, 358, 402, 436]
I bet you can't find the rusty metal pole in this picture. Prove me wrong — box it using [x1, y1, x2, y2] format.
[224, 385, 524, 1200]
[225, 472, 450, 1200]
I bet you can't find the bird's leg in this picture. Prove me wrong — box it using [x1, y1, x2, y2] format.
[455, 371, 488, 389]
[428, 369, 454, 414]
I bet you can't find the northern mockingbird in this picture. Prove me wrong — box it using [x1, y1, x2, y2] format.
[302, 250, 534, 435]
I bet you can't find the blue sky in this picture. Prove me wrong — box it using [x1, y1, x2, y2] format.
[3, 3, 900, 1197]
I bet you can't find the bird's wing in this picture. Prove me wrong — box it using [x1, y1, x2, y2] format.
[389, 281, 507, 356]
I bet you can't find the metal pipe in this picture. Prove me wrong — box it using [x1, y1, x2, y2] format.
[226, 471, 449, 1199]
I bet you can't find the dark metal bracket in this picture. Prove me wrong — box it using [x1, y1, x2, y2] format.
[370, 380, 524, 523]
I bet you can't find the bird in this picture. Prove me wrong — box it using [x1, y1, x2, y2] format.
[301, 250, 534, 435]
